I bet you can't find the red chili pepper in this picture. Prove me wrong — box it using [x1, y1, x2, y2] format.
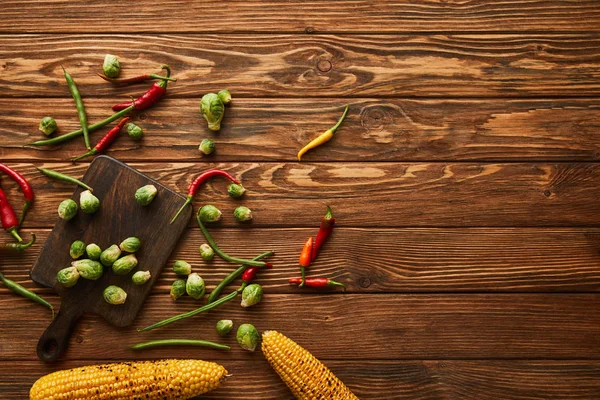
[72, 117, 130, 161]
[298, 236, 313, 287]
[242, 267, 259, 284]
[98, 70, 177, 86]
[312, 206, 335, 262]
[111, 65, 173, 111]
[0, 164, 35, 226]
[170, 170, 241, 224]
[0, 188, 23, 242]
[289, 277, 346, 290]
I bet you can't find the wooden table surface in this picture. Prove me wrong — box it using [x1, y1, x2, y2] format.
[2, 2, 600, 398]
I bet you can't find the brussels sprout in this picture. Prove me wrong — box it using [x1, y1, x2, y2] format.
[241, 283, 263, 308]
[216, 319, 233, 336]
[234, 206, 253, 222]
[217, 89, 232, 105]
[86, 243, 102, 260]
[237, 323, 260, 351]
[199, 138, 215, 155]
[120, 237, 141, 253]
[227, 183, 246, 199]
[170, 279, 186, 301]
[69, 240, 86, 259]
[56, 266, 80, 288]
[199, 205, 222, 223]
[103, 285, 127, 305]
[79, 190, 100, 214]
[112, 254, 138, 275]
[132, 270, 151, 285]
[72, 259, 104, 280]
[200, 93, 226, 131]
[199, 244, 214, 262]
[126, 123, 144, 140]
[173, 260, 192, 276]
[186, 273, 205, 300]
[135, 184, 158, 206]
[100, 244, 121, 267]
[58, 199, 78, 221]
[39, 117, 57, 136]
[103, 54, 120, 78]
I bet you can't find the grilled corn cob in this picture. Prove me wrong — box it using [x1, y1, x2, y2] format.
[262, 330, 359, 399]
[30, 359, 227, 400]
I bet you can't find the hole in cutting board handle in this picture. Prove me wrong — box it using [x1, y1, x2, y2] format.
[40, 338, 59, 360]
[36, 307, 83, 363]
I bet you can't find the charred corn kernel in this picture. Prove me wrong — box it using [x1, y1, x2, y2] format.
[262, 330, 358, 400]
[30, 359, 227, 400]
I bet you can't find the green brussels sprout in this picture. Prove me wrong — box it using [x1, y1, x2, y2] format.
[227, 183, 246, 199]
[79, 190, 100, 214]
[234, 206, 253, 222]
[173, 260, 192, 276]
[217, 89, 232, 105]
[56, 266, 80, 288]
[112, 254, 138, 275]
[126, 123, 144, 140]
[199, 243, 214, 262]
[103, 54, 120, 78]
[200, 93, 226, 131]
[170, 279, 186, 301]
[241, 283, 263, 308]
[135, 184, 158, 206]
[199, 138, 215, 155]
[86, 243, 102, 260]
[69, 240, 86, 259]
[100, 244, 121, 267]
[199, 205, 222, 223]
[216, 319, 233, 336]
[103, 285, 127, 305]
[237, 323, 260, 352]
[186, 273, 205, 300]
[72, 259, 104, 280]
[120, 237, 141, 253]
[58, 199, 78, 221]
[39, 117, 57, 136]
[132, 270, 151, 285]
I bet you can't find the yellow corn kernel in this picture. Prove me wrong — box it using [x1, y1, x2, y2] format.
[30, 359, 227, 400]
[262, 330, 359, 399]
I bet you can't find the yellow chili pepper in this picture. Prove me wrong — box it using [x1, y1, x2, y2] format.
[297, 105, 349, 161]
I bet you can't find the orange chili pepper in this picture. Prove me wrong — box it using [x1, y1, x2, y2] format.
[298, 236, 313, 287]
[297, 105, 349, 161]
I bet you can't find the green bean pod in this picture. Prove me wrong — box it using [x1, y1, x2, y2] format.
[130, 339, 230, 351]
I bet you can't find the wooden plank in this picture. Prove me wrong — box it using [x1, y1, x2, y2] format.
[2, 34, 600, 98]
[4, 228, 600, 293]
[2, 162, 600, 228]
[1, 293, 600, 360]
[1, 1, 599, 33]
[3, 99, 600, 162]
[3, 360, 600, 399]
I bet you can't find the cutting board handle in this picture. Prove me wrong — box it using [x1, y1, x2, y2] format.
[37, 304, 83, 363]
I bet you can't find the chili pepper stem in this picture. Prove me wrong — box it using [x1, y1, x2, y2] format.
[170, 196, 192, 224]
[8, 228, 22, 242]
[299, 267, 306, 287]
[72, 149, 98, 162]
[329, 105, 349, 134]
[329, 280, 347, 290]
[18, 200, 33, 227]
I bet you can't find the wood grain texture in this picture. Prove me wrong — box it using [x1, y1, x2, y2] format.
[3, 98, 600, 162]
[3, 360, 600, 400]
[4, 228, 600, 293]
[1, 293, 600, 361]
[1, 1, 599, 33]
[2, 162, 600, 228]
[2, 34, 600, 98]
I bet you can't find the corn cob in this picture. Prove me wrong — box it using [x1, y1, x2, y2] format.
[30, 359, 227, 400]
[262, 330, 359, 399]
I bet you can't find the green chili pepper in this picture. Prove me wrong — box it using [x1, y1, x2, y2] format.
[0, 271, 54, 318]
[130, 339, 230, 351]
[206, 251, 273, 304]
[30, 105, 134, 147]
[37, 167, 93, 192]
[62, 67, 91, 150]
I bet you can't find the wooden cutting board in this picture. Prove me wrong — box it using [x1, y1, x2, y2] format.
[30, 156, 192, 362]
